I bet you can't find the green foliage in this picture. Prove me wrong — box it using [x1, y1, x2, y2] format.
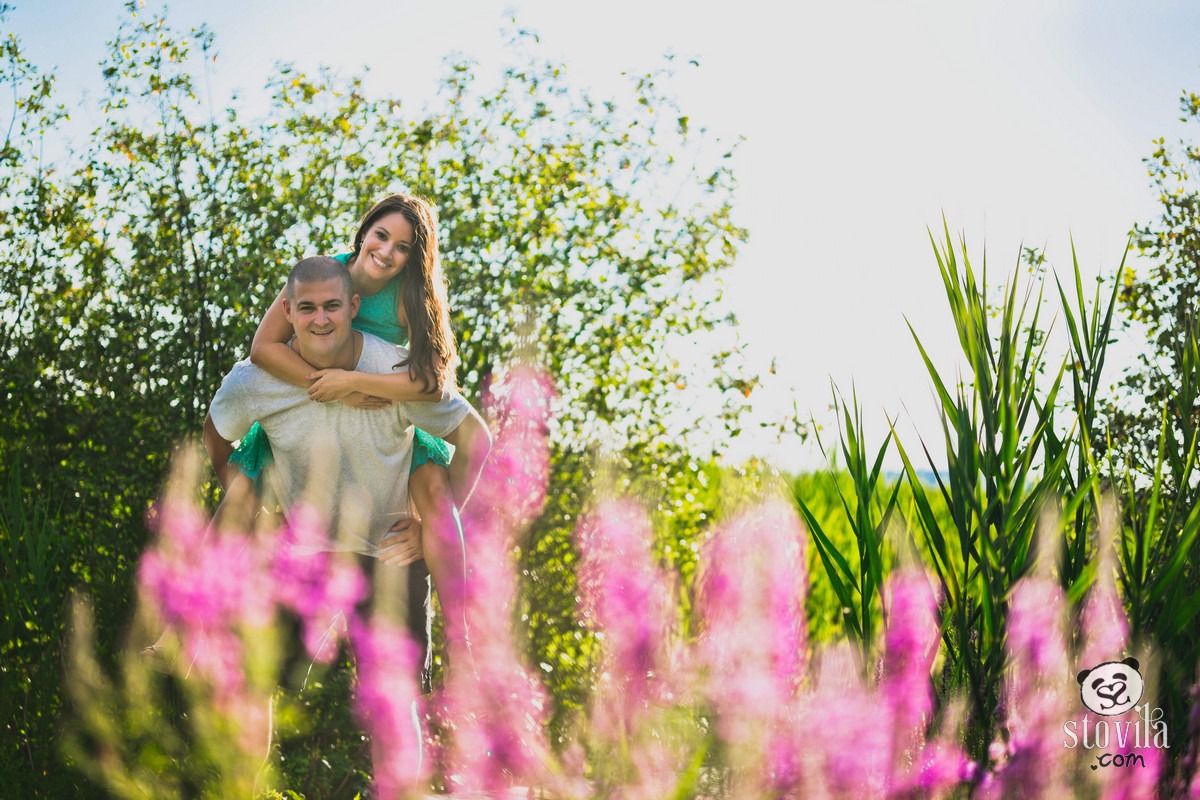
[1111, 85, 1200, 504]
[795, 386, 900, 655]
[792, 465, 958, 648]
[1109, 405, 1200, 757]
[1046, 241, 1122, 586]
[792, 221, 1200, 771]
[900, 226, 1056, 727]
[0, 470, 99, 796]
[1101, 77, 1200, 768]
[271, 654, 371, 799]
[65, 598, 263, 798]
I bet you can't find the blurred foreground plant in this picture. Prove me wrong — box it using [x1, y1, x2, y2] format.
[64, 447, 376, 797]
[64, 362, 1200, 799]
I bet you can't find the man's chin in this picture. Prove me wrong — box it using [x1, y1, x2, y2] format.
[296, 342, 338, 367]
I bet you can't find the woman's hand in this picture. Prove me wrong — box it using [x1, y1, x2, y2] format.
[307, 368, 361, 402]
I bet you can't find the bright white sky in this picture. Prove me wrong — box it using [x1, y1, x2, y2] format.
[8, 0, 1200, 471]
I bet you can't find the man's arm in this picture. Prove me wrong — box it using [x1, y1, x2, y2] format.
[203, 412, 238, 491]
[440, 406, 492, 509]
[204, 411, 262, 531]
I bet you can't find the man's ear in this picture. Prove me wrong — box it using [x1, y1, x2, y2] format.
[350, 293, 360, 318]
[283, 298, 294, 325]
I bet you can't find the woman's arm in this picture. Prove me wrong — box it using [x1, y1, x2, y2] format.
[307, 368, 443, 403]
[249, 288, 313, 388]
[309, 336, 450, 403]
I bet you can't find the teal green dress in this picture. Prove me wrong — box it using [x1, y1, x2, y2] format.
[228, 253, 451, 482]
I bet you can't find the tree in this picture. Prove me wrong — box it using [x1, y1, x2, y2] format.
[1111, 87, 1200, 498]
[1105, 83, 1200, 774]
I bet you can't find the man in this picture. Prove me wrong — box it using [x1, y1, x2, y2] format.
[202, 255, 490, 646]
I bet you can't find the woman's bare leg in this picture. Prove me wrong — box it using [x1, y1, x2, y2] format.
[408, 463, 471, 650]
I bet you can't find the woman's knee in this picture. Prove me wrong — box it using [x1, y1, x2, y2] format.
[410, 463, 455, 511]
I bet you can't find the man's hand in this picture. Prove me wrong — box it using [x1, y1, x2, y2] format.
[378, 517, 423, 566]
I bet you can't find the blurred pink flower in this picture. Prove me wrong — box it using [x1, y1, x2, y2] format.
[882, 568, 940, 743]
[880, 568, 969, 799]
[138, 505, 274, 699]
[695, 500, 807, 792]
[474, 365, 555, 530]
[1082, 498, 1130, 671]
[441, 365, 555, 792]
[439, 656, 550, 794]
[270, 503, 366, 663]
[801, 643, 890, 797]
[982, 576, 1072, 799]
[437, 511, 550, 792]
[697, 500, 807, 719]
[350, 614, 428, 799]
[1100, 741, 1162, 800]
[137, 491, 294, 760]
[576, 498, 675, 732]
[1186, 683, 1200, 799]
[1079, 563, 1129, 672]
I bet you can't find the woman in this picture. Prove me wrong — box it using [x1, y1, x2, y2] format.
[234, 194, 478, 653]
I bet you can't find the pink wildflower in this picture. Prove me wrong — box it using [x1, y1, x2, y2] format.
[801, 643, 891, 797]
[1080, 497, 1130, 669]
[879, 567, 969, 799]
[437, 513, 551, 792]
[1100, 741, 1162, 800]
[1186, 683, 1200, 799]
[695, 500, 807, 792]
[438, 365, 555, 792]
[350, 614, 428, 799]
[882, 567, 940, 742]
[270, 503, 366, 662]
[1073, 499, 1162, 800]
[439, 653, 551, 795]
[473, 365, 554, 530]
[576, 498, 675, 731]
[982, 575, 1072, 799]
[138, 504, 274, 699]
[137, 486, 283, 760]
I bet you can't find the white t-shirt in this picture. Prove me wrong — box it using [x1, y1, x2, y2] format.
[209, 331, 470, 554]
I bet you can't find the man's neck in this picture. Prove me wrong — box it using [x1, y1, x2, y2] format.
[290, 330, 362, 371]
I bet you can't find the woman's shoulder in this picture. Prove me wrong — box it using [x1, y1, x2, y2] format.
[331, 252, 352, 265]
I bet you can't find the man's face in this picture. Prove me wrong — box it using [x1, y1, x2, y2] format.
[283, 278, 360, 368]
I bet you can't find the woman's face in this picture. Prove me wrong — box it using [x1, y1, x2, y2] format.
[357, 211, 416, 281]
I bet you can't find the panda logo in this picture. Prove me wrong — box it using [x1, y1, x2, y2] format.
[1077, 657, 1144, 716]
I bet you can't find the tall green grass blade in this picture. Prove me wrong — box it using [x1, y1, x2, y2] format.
[1167, 586, 1200, 637]
[892, 433, 959, 603]
[1147, 498, 1200, 607]
[795, 496, 863, 640]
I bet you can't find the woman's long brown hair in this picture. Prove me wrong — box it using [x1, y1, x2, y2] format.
[351, 194, 457, 393]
